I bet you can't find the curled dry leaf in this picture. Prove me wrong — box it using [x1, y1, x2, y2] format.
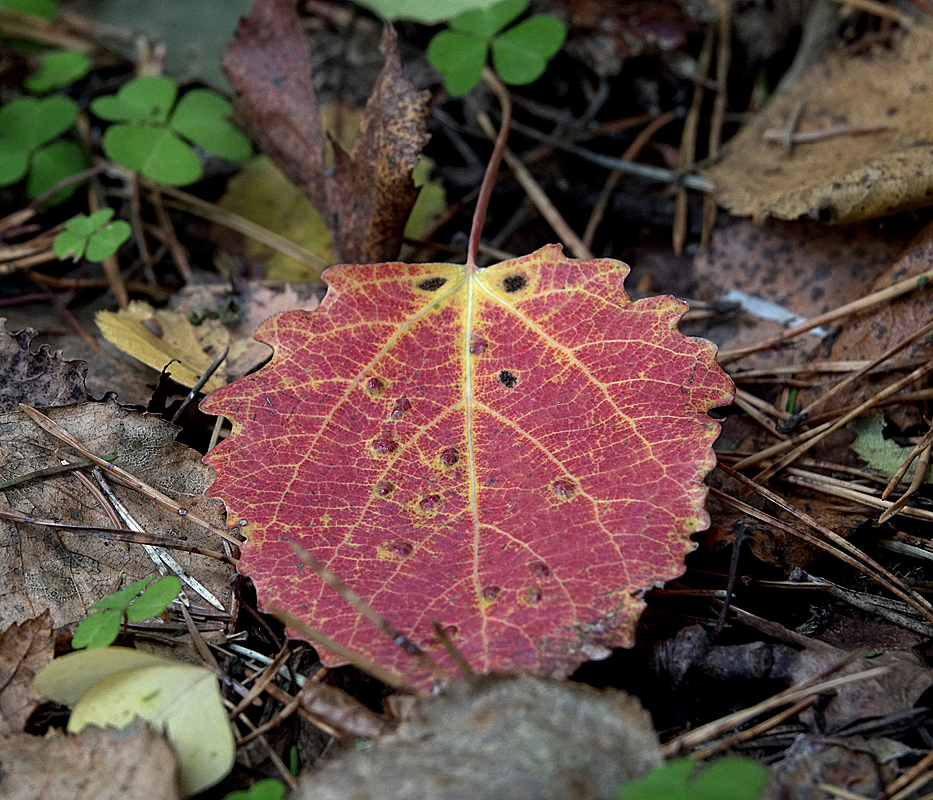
[296, 673, 663, 800]
[705, 25, 933, 223]
[0, 611, 54, 734]
[0, 722, 180, 800]
[0, 319, 90, 413]
[222, 0, 430, 264]
[0, 403, 232, 630]
[203, 245, 732, 684]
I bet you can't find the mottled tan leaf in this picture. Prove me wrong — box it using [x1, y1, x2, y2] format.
[705, 25, 933, 223]
[0, 403, 232, 630]
[0, 612, 53, 734]
[0, 723, 179, 800]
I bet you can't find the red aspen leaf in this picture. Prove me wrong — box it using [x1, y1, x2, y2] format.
[202, 245, 733, 684]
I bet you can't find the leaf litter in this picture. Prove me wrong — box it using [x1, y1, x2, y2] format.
[8, 1, 933, 798]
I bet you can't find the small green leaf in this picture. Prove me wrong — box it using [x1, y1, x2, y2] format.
[25, 50, 93, 93]
[491, 15, 566, 86]
[28, 139, 87, 203]
[0, 140, 30, 186]
[618, 758, 768, 800]
[88, 575, 156, 610]
[92, 76, 178, 125]
[0, 0, 60, 20]
[618, 759, 697, 800]
[223, 778, 287, 800]
[692, 758, 769, 800]
[427, 30, 489, 97]
[0, 95, 78, 150]
[102, 124, 202, 185]
[53, 228, 88, 261]
[85, 220, 131, 261]
[352, 0, 502, 23]
[72, 608, 123, 649]
[170, 89, 252, 162]
[126, 575, 181, 622]
[449, 0, 527, 38]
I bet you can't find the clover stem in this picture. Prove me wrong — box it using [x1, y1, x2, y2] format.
[466, 67, 513, 274]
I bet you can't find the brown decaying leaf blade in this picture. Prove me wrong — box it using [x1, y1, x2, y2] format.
[223, 0, 429, 263]
[0, 403, 232, 629]
[0, 611, 53, 735]
[202, 245, 733, 684]
[0, 319, 90, 413]
[704, 25, 933, 223]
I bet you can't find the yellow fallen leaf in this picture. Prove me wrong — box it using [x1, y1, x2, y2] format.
[33, 647, 234, 797]
[96, 300, 229, 391]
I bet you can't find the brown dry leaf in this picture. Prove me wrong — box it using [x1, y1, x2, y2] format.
[790, 647, 933, 731]
[0, 320, 90, 413]
[0, 723, 179, 800]
[297, 674, 662, 800]
[0, 403, 233, 629]
[223, 0, 430, 264]
[704, 25, 933, 223]
[687, 219, 911, 370]
[171, 281, 320, 379]
[95, 301, 229, 391]
[0, 611, 53, 734]
[800, 220, 933, 428]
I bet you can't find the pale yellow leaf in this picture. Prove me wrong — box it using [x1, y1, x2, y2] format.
[96, 301, 228, 391]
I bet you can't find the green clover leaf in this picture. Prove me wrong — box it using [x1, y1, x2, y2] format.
[427, 0, 566, 96]
[91, 76, 252, 185]
[72, 575, 182, 649]
[0, 95, 86, 202]
[25, 50, 93, 93]
[53, 207, 132, 262]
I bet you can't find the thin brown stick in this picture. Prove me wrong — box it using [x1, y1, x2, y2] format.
[889, 748, 933, 798]
[18, 405, 243, 546]
[883, 420, 933, 499]
[431, 618, 475, 677]
[754, 358, 933, 482]
[792, 318, 933, 428]
[662, 665, 888, 756]
[229, 642, 292, 720]
[673, 28, 714, 255]
[288, 542, 452, 684]
[710, 486, 933, 623]
[879, 442, 931, 523]
[268, 605, 427, 699]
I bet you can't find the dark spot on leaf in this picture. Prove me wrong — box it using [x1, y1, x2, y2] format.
[389, 540, 413, 557]
[417, 276, 447, 291]
[142, 318, 164, 338]
[352, 200, 362, 213]
[442, 624, 458, 638]
[469, 336, 487, 355]
[498, 370, 518, 389]
[525, 587, 543, 604]
[390, 397, 412, 420]
[372, 436, 398, 455]
[272, 75, 284, 89]
[388, 156, 397, 168]
[552, 478, 577, 498]
[503, 274, 527, 292]
[482, 585, 502, 602]
[439, 447, 459, 467]
[529, 561, 551, 579]
[374, 480, 394, 497]
[419, 494, 441, 511]
[365, 377, 384, 396]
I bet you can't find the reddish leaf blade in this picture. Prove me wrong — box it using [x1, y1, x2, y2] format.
[202, 245, 733, 683]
